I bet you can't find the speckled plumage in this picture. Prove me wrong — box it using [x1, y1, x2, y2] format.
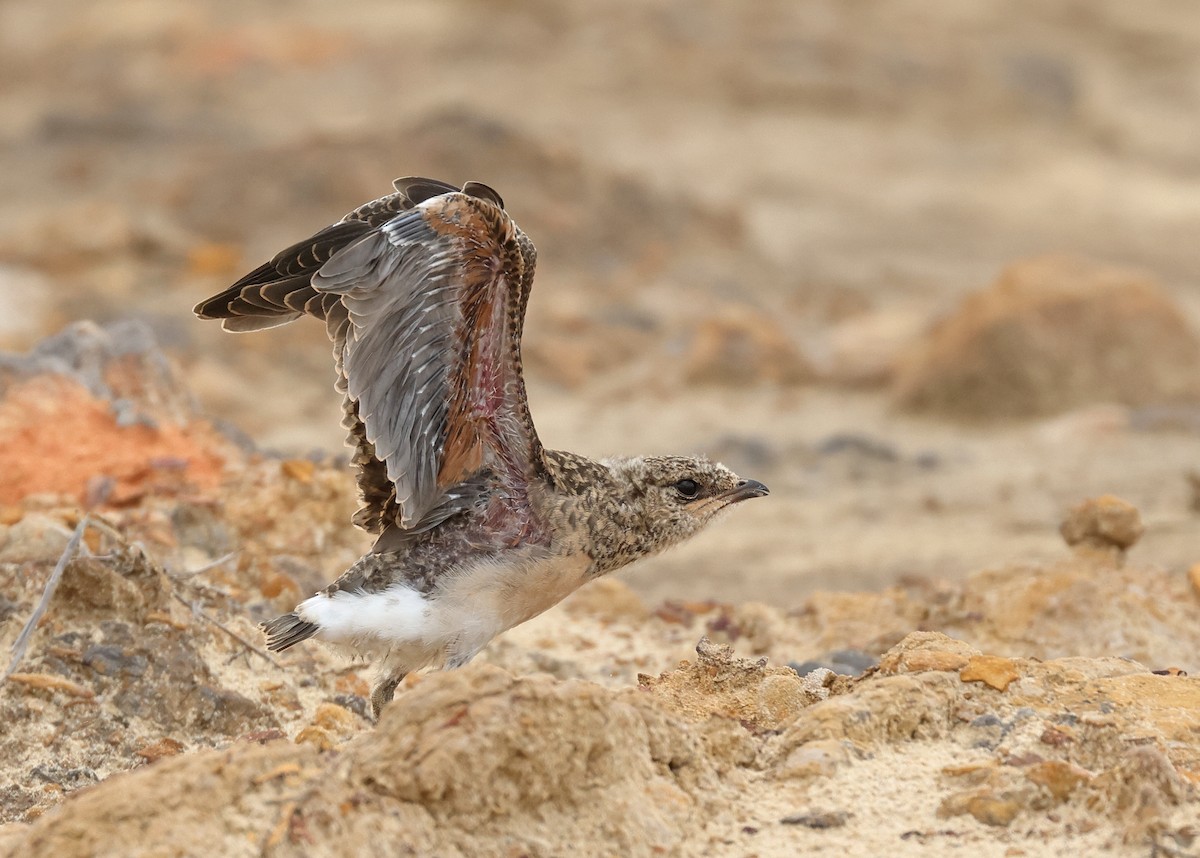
[195, 177, 768, 718]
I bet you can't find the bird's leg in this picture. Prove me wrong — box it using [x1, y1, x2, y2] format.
[370, 669, 406, 720]
[445, 639, 482, 671]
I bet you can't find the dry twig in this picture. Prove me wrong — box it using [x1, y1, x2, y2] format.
[170, 551, 239, 581]
[4, 515, 89, 681]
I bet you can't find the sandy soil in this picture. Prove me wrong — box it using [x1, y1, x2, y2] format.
[2, 1, 1200, 855]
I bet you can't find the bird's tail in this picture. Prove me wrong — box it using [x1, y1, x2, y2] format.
[261, 612, 320, 652]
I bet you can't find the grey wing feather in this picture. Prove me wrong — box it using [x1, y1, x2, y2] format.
[312, 212, 469, 528]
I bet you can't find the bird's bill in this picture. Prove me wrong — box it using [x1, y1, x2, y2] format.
[719, 479, 770, 504]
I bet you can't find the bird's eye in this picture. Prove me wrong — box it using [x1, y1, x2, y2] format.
[673, 479, 701, 499]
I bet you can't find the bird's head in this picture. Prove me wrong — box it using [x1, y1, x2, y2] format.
[592, 454, 769, 571]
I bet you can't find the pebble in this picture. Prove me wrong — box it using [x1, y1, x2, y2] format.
[0, 514, 72, 564]
[780, 810, 850, 829]
[82, 644, 148, 678]
[1059, 495, 1144, 553]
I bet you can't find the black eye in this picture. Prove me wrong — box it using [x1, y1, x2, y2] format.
[673, 479, 700, 499]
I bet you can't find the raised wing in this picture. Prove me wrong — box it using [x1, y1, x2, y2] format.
[195, 179, 546, 536]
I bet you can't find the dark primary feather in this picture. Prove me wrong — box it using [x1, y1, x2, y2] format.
[194, 177, 546, 540]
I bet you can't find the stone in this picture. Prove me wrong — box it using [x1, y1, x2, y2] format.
[1059, 494, 1144, 556]
[0, 514, 73, 564]
[876, 632, 978, 675]
[780, 810, 850, 828]
[960, 655, 1021, 692]
[135, 738, 186, 763]
[941, 792, 1022, 827]
[1024, 760, 1091, 803]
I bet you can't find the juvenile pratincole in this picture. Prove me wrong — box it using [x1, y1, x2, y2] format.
[195, 177, 769, 717]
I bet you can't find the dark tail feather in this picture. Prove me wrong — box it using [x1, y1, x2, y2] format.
[261, 612, 319, 652]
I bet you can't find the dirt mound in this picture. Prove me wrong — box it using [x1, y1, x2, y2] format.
[894, 255, 1200, 419]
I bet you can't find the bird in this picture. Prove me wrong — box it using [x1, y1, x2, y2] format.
[194, 176, 769, 718]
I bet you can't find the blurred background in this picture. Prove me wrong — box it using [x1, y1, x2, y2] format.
[2, 0, 1199, 603]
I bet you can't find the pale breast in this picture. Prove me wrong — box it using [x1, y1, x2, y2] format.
[431, 549, 592, 648]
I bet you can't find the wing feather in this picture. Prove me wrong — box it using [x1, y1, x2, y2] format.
[310, 194, 543, 529]
[194, 179, 533, 535]
[192, 177, 464, 330]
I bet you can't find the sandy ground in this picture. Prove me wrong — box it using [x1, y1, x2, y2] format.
[2, 1, 1200, 855]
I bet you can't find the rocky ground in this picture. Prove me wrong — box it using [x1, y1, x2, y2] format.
[3, 1, 1200, 856]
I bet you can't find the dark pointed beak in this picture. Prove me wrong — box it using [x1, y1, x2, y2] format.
[724, 478, 769, 503]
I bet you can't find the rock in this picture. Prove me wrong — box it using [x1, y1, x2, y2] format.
[0, 532, 283, 824]
[894, 255, 1200, 419]
[0, 514, 73, 564]
[134, 738, 186, 763]
[82, 644, 149, 678]
[1024, 759, 1091, 803]
[1059, 494, 1144, 559]
[1099, 746, 1188, 841]
[772, 738, 858, 780]
[939, 791, 1022, 827]
[0, 320, 193, 424]
[960, 655, 1020, 691]
[683, 306, 814, 387]
[59, 557, 148, 616]
[5, 742, 320, 857]
[876, 631, 978, 675]
[926, 555, 1200, 669]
